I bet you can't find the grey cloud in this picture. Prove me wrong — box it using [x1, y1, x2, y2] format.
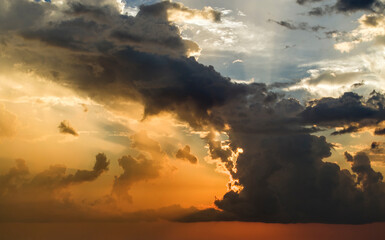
[304, 71, 364, 86]
[138, 1, 221, 22]
[112, 132, 163, 202]
[0, 159, 29, 197]
[375, 128, 385, 135]
[351, 80, 365, 89]
[29, 153, 109, 191]
[268, 19, 325, 32]
[297, 0, 323, 5]
[308, 7, 329, 16]
[335, 0, 384, 13]
[331, 125, 359, 135]
[346, 142, 385, 163]
[0, 0, 48, 32]
[0, 153, 110, 221]
[58, 120, 79, 136]
[300, 92, 385, 133]
[298, 0, 385, 16]
[0, 153, 109, 197]
[112, 154, 161, 202]
[63, 153, 110, 184]
[344, 151, 384, 189]
[361, 14, 382, 26]
[176, 145, 198, 164]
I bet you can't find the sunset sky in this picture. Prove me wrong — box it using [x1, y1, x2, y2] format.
[1, 0, 385, 239]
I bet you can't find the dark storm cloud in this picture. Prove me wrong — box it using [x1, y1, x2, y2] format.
[180, 89, 385, 223]
[330, 125, 359, 135]
[58, 120, 79, 136]
[1, 0, 244, 130]
[298, 0, 385, 15]
[344, 152, 384, 188]
[268, 19, 325, 32]
[300, 91, 385, 134]
[3, 0, 385, 224]
[375, 128, 385, 135]
[0, 0, 48, 32]
[176, 145, 198, 164]
[302, 92, 374, 124]
[334, 0, 384, 13]
[185, 132, 385, 223]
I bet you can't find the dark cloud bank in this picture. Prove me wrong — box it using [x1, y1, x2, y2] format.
[1, 0, 385, 224]
[297, 0, 385, 16]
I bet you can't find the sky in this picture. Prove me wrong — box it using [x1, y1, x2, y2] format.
[1, 0, 385, 239]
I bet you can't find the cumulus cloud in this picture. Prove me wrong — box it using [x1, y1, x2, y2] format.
[146, 1, 221, 23]
[302, 71, 365, 86]
[0, 151, 195, 222]
[180, 89, 385, 223]
[332, 13, 385, 52]
[187, 132, 385, 223]
[112, 132, 163, 202]
[0, 153, 110, 221]
[0, 153, 109, 194]
[344, 151, 384, 189]
[58, 120, 79, 136]
[176, 145, 198, 164]
[301, 91, 385, 134]
[343, 141, 385, 164]
[112, 154, 161, 202]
